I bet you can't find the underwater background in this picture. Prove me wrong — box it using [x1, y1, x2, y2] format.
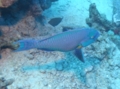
[0, 0, 120, 89]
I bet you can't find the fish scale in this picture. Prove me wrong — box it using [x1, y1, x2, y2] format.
[14, 28, 99, 52]
[13, 28, 99, 62]
[36, 29, 90, 51]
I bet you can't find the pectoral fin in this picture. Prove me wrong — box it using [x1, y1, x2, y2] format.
[74, 48, 85, 62]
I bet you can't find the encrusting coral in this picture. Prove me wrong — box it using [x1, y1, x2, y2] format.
[86, 3, 120, 35]
[0, 77, 14, 89]
[0, 0, 17, 8]
[0, 0, 58, 58]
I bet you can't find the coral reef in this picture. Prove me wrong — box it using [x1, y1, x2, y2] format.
[0, 0, 120, 89]
[0, 77, 14, 89]
[86, 3, 120, 34]
[86, 3, 120, 50]
[0, 0, 17, 8]
[113, 0, 120, 25]
[0, 29, 3, 36]
[0, 0, 58, 57]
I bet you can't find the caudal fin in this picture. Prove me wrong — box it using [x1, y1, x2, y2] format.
[13, 39, 37, 52]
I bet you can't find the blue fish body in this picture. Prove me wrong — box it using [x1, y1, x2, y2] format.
[13, 27, 99, 62]
[14, 28, 99, 51]
[36, 28, 95, 51]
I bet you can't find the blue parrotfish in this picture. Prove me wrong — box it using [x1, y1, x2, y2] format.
[13, 27, 99, 62]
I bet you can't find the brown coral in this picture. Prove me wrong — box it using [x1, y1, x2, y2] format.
[0, 0, 17, 8]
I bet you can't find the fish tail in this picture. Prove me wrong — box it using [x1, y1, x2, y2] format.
[13, 39, 38, 52]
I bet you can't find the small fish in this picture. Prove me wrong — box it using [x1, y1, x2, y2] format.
[13, 27, 99, 62]
[48, 17, 63, 27]
[35, 16, 62, 27]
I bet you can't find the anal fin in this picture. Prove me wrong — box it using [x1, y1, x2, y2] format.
[74, 49, 85, 62]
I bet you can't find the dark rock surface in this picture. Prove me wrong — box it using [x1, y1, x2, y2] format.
[86, 3, 120, 34]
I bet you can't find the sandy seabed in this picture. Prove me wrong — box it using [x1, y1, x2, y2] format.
[1, 0, 120, 89]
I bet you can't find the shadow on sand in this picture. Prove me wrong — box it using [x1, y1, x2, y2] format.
[21, 52, 100, 83]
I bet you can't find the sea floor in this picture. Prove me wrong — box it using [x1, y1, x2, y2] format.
[0, 0, 120, 89]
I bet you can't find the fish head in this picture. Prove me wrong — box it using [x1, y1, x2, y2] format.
[80, 28, 99, 47]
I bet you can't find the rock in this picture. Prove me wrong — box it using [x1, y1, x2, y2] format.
[84, 66, 93, 74]
[107, 30, 114, 36]
[55, 62, 64, 71]
[0, 29, 3, 36]
[24, 53, 34, 60]
[0, 0, 17, 8]
[39, 0, 52, 10]
[0, 0, 59, 53]
[0, 77, 14, 89]
[86, 3, 116, 32]
[113, 0, 120, 26]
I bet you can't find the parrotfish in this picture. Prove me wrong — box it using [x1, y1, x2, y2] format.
[13, 27, 99, 62]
